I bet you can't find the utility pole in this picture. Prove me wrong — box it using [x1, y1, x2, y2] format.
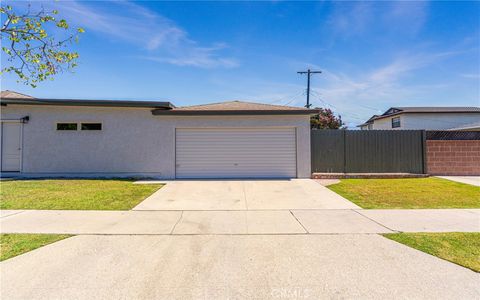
[297, 69, 322, 108]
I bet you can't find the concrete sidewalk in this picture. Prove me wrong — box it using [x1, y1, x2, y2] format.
[1, 209, 478, 235]
[437, 176, 480, 187]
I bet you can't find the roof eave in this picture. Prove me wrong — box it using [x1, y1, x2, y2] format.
[372, 110, 480, 122]
[356, 123, 369, 127]
[151, 109, 319, 116]
[0, 98, 174, 109]
[372, 111, 403, 121]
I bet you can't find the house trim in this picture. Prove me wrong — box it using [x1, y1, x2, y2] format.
[151, 109, 317, 116]
[371, 110, 480, 122]
[1, 98, 174, 109]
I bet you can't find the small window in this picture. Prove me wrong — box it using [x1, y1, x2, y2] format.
[57, 123, 77, 131]
[391, 117, 401, 128]
[81, 123, 102, 131]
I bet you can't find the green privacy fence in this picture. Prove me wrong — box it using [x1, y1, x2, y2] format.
[311, 130, 426, 174]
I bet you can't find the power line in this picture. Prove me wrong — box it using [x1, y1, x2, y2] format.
[309, 90, 339, 110]
[305, 88, 467, 126]
[283, 90, 306, 106]
[356, 103, 383, 112]
[267, 90, 305, 106]
[306, 90, 471, 126]
[308, 98, 365, 121]
[267, 91, 300, 104]
[297, 69, 322, 108]
[310, 89, 383, 112]
[307, 95, 368, 121]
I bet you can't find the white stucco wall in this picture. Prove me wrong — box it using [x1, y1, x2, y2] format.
[371, 113, 480, 130]
[371, 115, 400, 130]
[400, 113, 480, 130]
[1, 105, 311, 178]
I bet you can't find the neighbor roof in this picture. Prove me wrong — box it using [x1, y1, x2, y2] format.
[388, 107, 480, 113]
[359, 106, 480, 125]
[152, 100, 318, 115]
[357, 115, 379, 127]
[0, 90, 35, 99]
[0, 90, 174, 109]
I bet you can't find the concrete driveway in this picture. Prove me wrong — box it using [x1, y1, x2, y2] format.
[2, 179, 478, 299]
[2, 234, 478, 299]
[133, 179, 359, 210]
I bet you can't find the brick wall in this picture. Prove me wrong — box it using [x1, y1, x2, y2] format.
[426, 140, 480, 175]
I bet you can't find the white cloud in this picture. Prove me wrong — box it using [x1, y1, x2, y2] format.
[326, 1, 429, 38]
[385, 1, 428, 35]
[306, 50, 467, 126]
[369, 50, 469, 84]
[460, 73, 480, 79]
[327, 2, 374, 37]
[45, 0, 238, 68]
[142, 44, 240, 69]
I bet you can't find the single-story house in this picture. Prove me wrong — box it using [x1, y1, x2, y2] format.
[358, 107, 480, 130]
[0, 90, 317, 179]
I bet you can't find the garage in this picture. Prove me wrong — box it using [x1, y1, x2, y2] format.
[175, 128, 297, 178]
[2, 92, 315, 179]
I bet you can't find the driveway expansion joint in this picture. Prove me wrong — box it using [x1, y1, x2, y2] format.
[289, 210, 309, 234]
[352, 209, 397, 233]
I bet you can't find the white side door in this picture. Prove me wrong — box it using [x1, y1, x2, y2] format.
[1, 122, 22, 172]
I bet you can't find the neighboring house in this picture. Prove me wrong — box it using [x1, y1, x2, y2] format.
[447, 121, 480, 131]
[358, 107, 480, 130]
[0, 90, 317, 179]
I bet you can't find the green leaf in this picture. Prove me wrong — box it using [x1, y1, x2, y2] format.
[56, 19, 69, 29]
[0, 5, 81, 87]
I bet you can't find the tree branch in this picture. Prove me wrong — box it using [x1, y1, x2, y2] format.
[0, 4, 83, 87]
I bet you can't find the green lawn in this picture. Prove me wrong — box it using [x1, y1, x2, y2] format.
[0, 180, 163, 210]
[384, 232, 480, 272]
[328, 178, 480, 209]
[1, 234, 72, 261]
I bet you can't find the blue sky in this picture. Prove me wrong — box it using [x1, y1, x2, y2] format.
[2, 1, 479, 127]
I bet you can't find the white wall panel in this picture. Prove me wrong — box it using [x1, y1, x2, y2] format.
[1, 105, 312, 178]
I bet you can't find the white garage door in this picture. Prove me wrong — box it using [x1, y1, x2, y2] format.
[175, 128, 297, 178]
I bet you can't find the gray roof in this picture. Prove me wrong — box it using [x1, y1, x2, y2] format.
[1, 90, 174, 109]
[357, 115, 379, 127]
[1, 90, 316, 115]
[358, 106, 480, 125]
[391, 107, 480, 113]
